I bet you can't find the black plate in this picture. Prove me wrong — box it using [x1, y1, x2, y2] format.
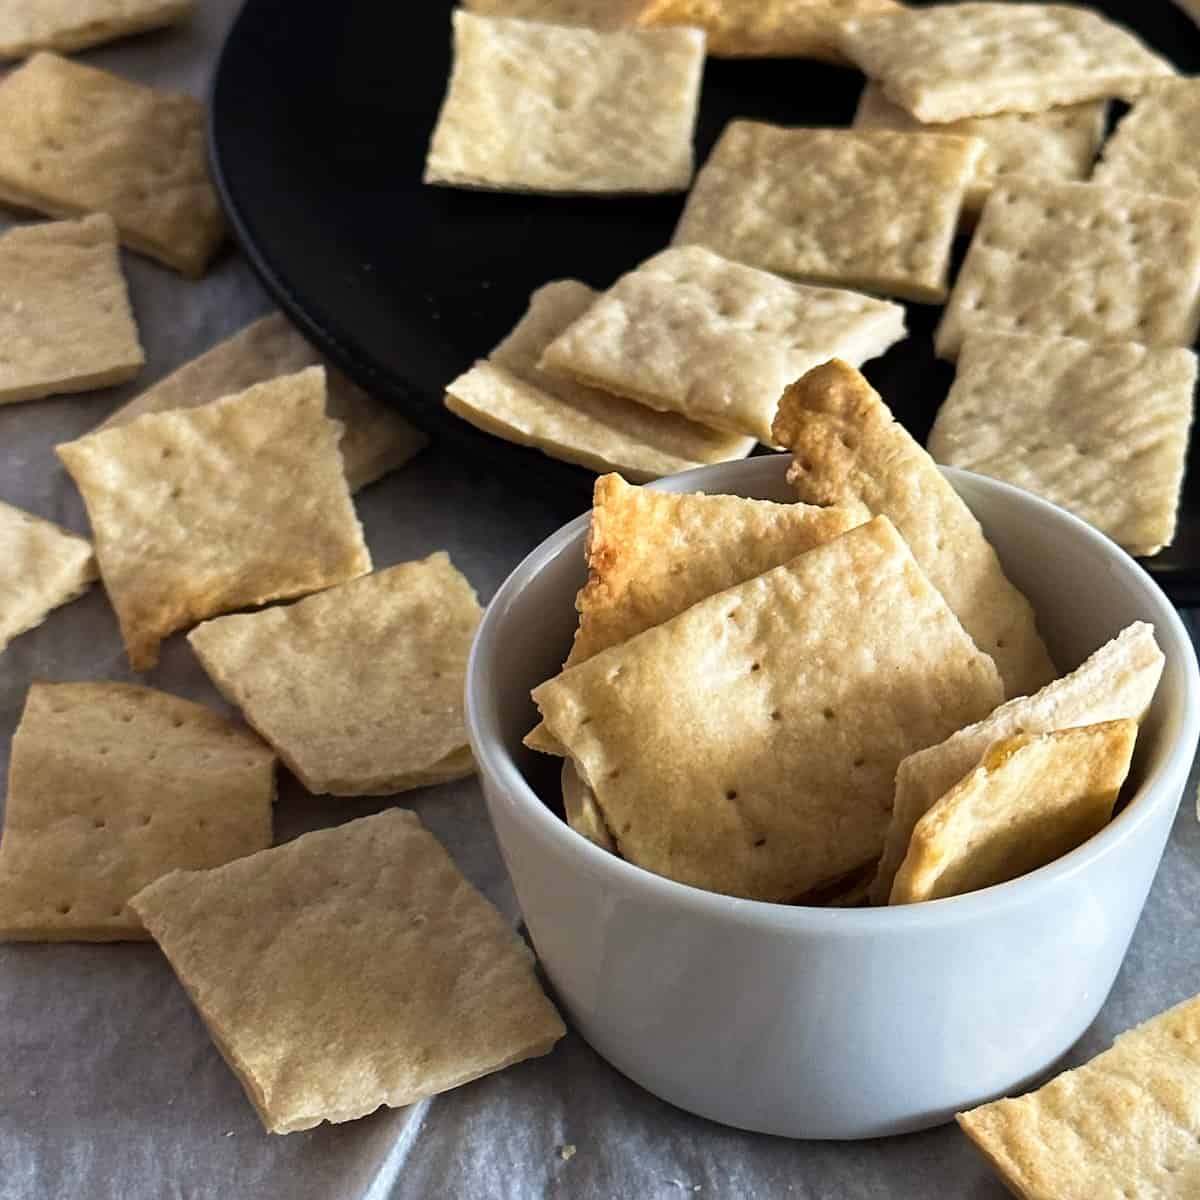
[210, 0, 1200, 600]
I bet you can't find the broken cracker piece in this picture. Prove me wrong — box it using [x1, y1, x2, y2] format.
[0, 0, 193, 58]
[462, 0, 640, 28]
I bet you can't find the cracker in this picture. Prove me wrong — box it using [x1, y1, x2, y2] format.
[462, 0, 639, 28]
[532, 517, 1004, 901]
[773, 359, 1056, 699]
[1093, 78, 1200, 202]
[0, 214, 143, 404]
[958, 992, 1200, 1199]
[840, 4, 1174, 124]
[188, 554, 480, 796]
[424, 12, 705, 193]
[935, 177, 1200, 360]
[0, 0, 193, 58]
[57, 367, 371, 671]
[446, 281, 754, 479]
[671, 122, 983, 303]
[929, 333, 1196, 558]
[0, 682, 273, 941]
[1175, 0, 1200, 28]
[98, 313, 427, 493]
[130, 810, 565, 1133]
[872, 622, 1163, 904]
[561, 761, 616, 851]
[540, 246, 906, 441]
[853, 83, 1106, 217]
[0, 53, 225, 276]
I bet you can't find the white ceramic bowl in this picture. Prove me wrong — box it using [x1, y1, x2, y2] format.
[465, 456, 1200, 1139]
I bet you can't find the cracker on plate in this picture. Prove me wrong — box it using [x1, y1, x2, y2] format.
[446, 280, 754, 479]
[928, 332, 1196, 558]
[424, 12, 705, 193]
[97, 312, 428, 493]
[1093, 78, 1200, 202]
[0, 52, 225, 276]
[0, 214, 143, 405]
[57, 366, 372, 671]
[773, 359, 1056, 699]
[189, 554, 481, 796]
[0, 682, 274, 941]
[130, 809, 566, 1133]
[871, 622, 1163, 904]
[533, 516, 1004, 901]
[840, 4, 1174, 124]
[461, 0, 640, 28]
[0, 0, 193, 58]
[539, 245, 906, 442]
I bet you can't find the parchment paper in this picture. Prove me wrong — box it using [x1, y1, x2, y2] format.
[2, 5, 1200, 1197]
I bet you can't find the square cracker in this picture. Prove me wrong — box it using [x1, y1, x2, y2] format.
[0, 214, 143, 404]
[1093, 78, 1200, 202]
[446, 280, 754, 480]
[461, 0, 640, 29]
[872, 622, 1164, 905]
[0, 0, 193, 58]
[853, 83, 1106, 218]
[935, 177, 1200, 360]
[0, 52, 225, 276]
[773, 359, 1057, 699]
[672, 122, 983, 303]
[424, 12, 705, 193]
[130, 810, 565, 1133]
[958, 991, 1200, 1199]
[0, 682, 274, 941]
[928, 333, 1196, 557]
[57, 366, 372, 671]
[188, 554, 481, 797]
[0, 502, 96, 654]
[97, 313, 428, 493]
[840, 4, 1174, 124]
[532, 517, 1004, 902]
[539, 245, 906, 442]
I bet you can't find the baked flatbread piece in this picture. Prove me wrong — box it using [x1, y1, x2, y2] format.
[0, 0, 193, 58]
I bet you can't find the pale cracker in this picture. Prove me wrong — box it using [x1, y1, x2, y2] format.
[445, 280, 754, 480]
[773, 359, 1056, 699]
[872, 622, 1163, 905]
[462, 0, 640, 28]
[928, 332, 1196, 557]
[130, 810, 565, 1133]
[0, 52, 225, 276]
[561, 761, 616, 851]
[840, 4, 1174, 124]
[1093, 78, 1200, 202]
[0, 0, 193, 58]
[935, 177, 1200, 360]
[1174, 0, 1200, 29]
[0, 214, 143, 404]
[539, 245, 906, 442]
[424, 12, 705, 193]
[98, 313, 428, 493]
[189, 554, 481, 797]
[533, 517, 1004, 902]
[57, 367, 372, 671]
[958, 991, 1200, 1199]
[671, 122, 983, 303]
[0, 502, 96, 654]
[0, 682, 273, 941]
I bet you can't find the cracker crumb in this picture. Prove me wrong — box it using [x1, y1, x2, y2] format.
[559, 1143, 576, 1161]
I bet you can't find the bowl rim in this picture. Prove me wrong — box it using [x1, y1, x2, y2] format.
[465, 457, 1200, 933]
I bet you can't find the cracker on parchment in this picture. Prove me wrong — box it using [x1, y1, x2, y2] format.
[57, 367, 372, 671]
[840, 4, 1174, 124]
[935, 177, 1200, 360]
[928, 333, 1196, 558]
[130, 810, 565, 1133]
[0, 682, 273, 941]
[0, 214, 143, 405]
[445, 280, 754, 479]
[0, 0, 193, 58]
[0, 52, 225, 276]
[1093, 78, 1200, 202]
[98, 312, 428, 493]
[562, 761, 616, 851]
[958, 992, 1200, 1199]
[424, 12, 705, 193]
[672, 122, 983, 303]
[462, 0, 640, 28]
[871, 622, 1163, 904]
[773, 359, 1056, 700]
[539, 245, 906, 442]
[533, 517, 1004, 902]
[189, 554, 481, 797]
[0, 502, 96, 654]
